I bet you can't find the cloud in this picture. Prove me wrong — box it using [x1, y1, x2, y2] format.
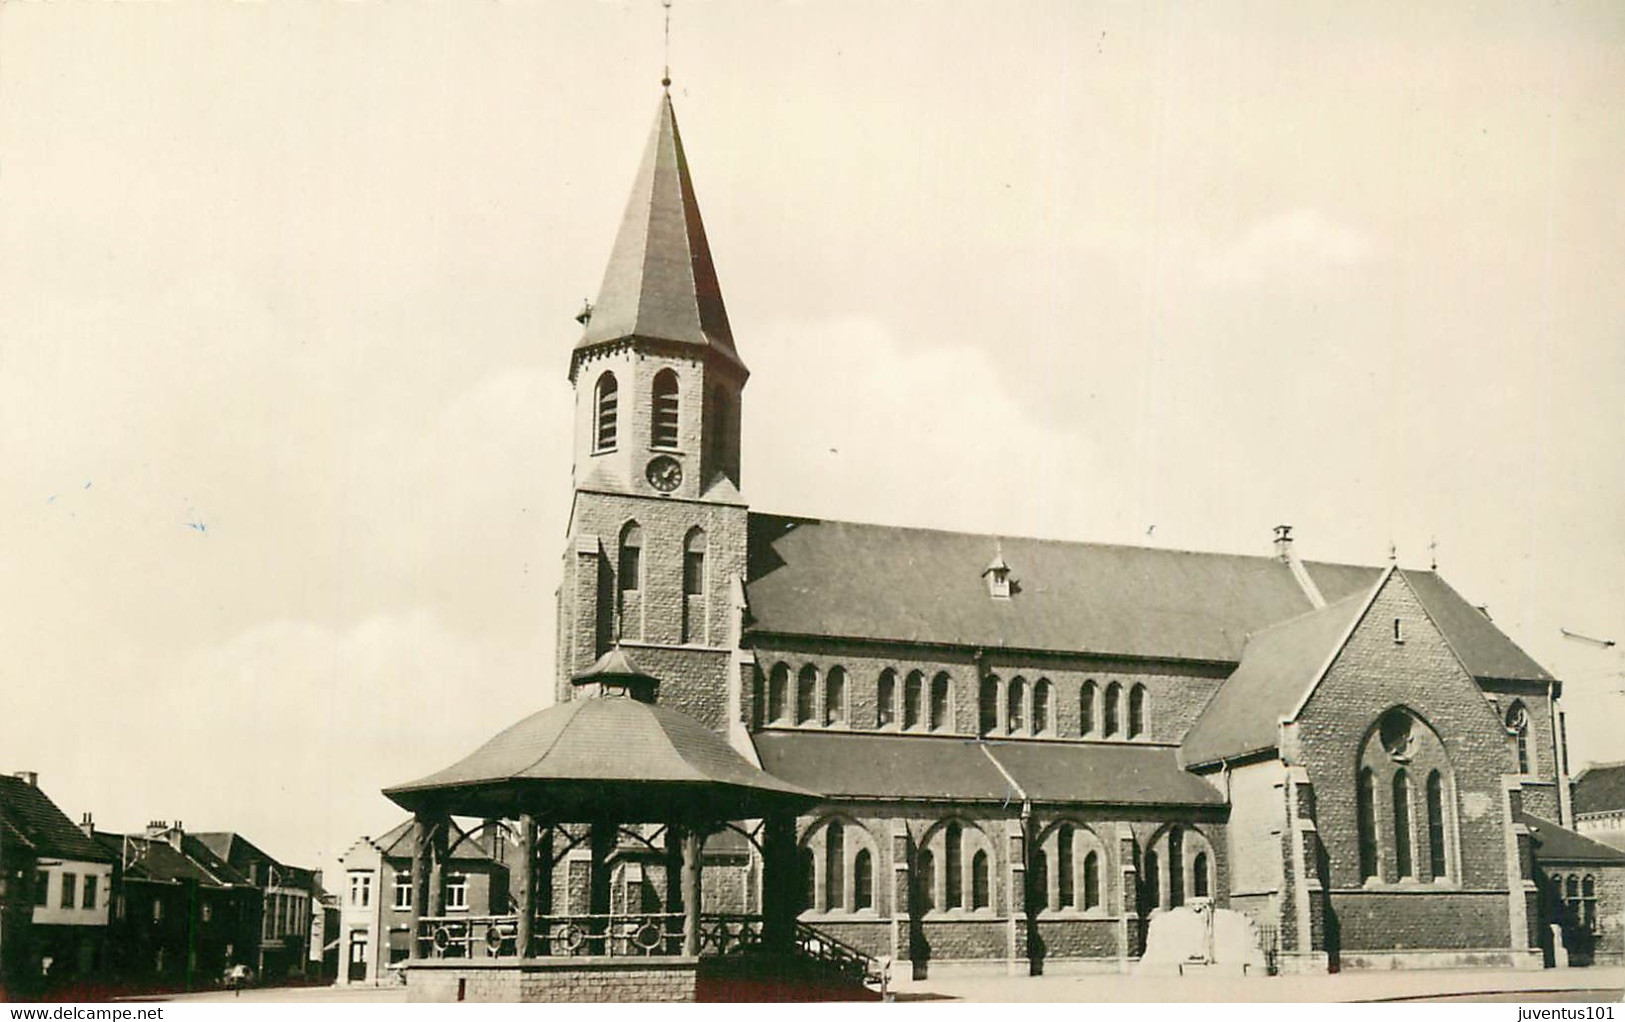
[1204, 208, 1379, 287]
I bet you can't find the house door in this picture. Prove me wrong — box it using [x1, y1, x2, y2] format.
[347, 937, 368, 982]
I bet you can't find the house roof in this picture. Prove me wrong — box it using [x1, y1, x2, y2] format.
[384, 697, 817, 822]
[575, 92, 742, 372]
[0, 775, 113, 864]
[744, 514, 1551, 685]
[368, 818, 506, 864]
[1181, 591, 1371, 767]
[1520, 813, 1625, 865]
[1573, 762, 1625, 816]
[92, 832, 252, 887]
[752, 731, 1222, 807]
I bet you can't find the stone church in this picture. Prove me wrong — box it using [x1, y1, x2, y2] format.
[550, 89, 1622, 975]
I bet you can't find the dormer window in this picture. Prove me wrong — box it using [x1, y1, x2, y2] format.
[983, 549, 1013, 599]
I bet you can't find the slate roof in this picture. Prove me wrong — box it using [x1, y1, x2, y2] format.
[576, 92, 742, 371]
[92, 832, 252, 887]
[0, 775, 113, 863]
[1520, 813, 1625, 865]
[752, 731, 1222, 807]
[1181, 592, 1371, 767]
[1573, 762, 1625, 817]
[367, 818, 505, 864]
[385, 697, 816, 821]
[744, 514, 1551, 685]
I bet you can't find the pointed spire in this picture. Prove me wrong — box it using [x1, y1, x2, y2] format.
[575, 94, 743, 372]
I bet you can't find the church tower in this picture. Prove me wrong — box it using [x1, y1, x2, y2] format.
[556, 91, 751, 737]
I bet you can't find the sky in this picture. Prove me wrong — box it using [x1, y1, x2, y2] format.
[2, 1, 1622, 878]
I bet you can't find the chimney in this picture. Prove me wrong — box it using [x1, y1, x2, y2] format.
[80, 812, 95, 838]
[145, 819, 183, 848]
[13, 770, 38, 787]
[1273, 524, 1294, 563]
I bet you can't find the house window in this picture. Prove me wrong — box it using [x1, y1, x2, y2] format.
[853, 849, 873, 911]
[200, 902, 212, 923]
[1192, 852, 1210, 898]
[877, 669, 897, 727]
[445, 874, 468, 911]
[971, 850, 990, 910]
[1128, 684, 1148, 739]
[1581, 875, 1597, 930]
[824, 666, 847, 726]
[1393, 617, 1404, 643]
[796, 664, 818, 725]
[824, 824, 844, 910]
[61, 872, 76, 910]
[394, 872, 413, 910]
[929, 672, 951, 731]
[1080, 680, 1096, 736]
[904, 671, 924, 730]
[1426, 770, 1447, 881]
[944, 823, 964, 910]
[153, 898, 165, 922]
[350, 873, 371, 908]
[1506, 702, 1531, 775]
[800, 848, 815, 912]
[768, 663, 789, 724]
[1103, 682, 1121, 737]
[593, 372, 618, 452]
[979, 676, 1000, 736]
[1392, 769, 1414, 879]
[33, 871, 48, 907]
[83, 875, 97, 910]
[1357, 768, 1378, 881]
[1007, 677, 1027, 734]
[651, 369, 680, 449]
[1032, 678, 1051, 734]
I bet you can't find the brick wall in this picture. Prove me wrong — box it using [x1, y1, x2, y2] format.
[1296, 572, 1519, 956]
[408, 960, 698, 1003]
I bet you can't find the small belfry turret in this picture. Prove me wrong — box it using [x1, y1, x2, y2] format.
[569, 90, 747, 503]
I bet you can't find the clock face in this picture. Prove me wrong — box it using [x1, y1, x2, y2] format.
[646, 455, 682, 493]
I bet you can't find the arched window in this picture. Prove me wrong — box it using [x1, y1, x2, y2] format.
[1057, 825, 1075, 908]
[593, 372, 619, 452]
[1506, 702, 1531, 775]
[1128, 684, 1148, 739]
[1192, 852, 1210, 898]
[1033, 678, 1051, 734]
[681, 527, 706, 644]
[944, 823, 964, 910]
[1144, 849, 1160, 912]
[767, 664, 789, 724]
[904, 671, 924, 730]
[1357, 768, 1378, 880]
[1029, 848, 1048, 913]
[1080, 680, 1096, 735]
[1084, 850, 1101, 910]
[971, 851, 990, 910]
[824, 823, 845, 910]
[1007, 677, 1027, 734]
[853, 849, 873, 911]
[651, 369, 680, 449]
[1104, 682, 1122, 737]
[824, 667, 847, 726]
[930, 672, 951, 731]
[799, 847, 815, 912]
[1167, 827, 1185, 907]
[1426, 770, 1446, 881]
[1392, 769, 1413, 879]
[916, 850, 936, 913]
[877, 669, 897, 727]
[618, 522, 642, 594]
[751, 667, 765, 729]
[796, 665, 818, 725]
[1582, 875, 1597, 930]
[979, 676, 1000, 736]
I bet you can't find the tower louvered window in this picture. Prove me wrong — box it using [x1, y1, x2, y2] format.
[652, 370, 680, 449]
[594, 372, 619, 452]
